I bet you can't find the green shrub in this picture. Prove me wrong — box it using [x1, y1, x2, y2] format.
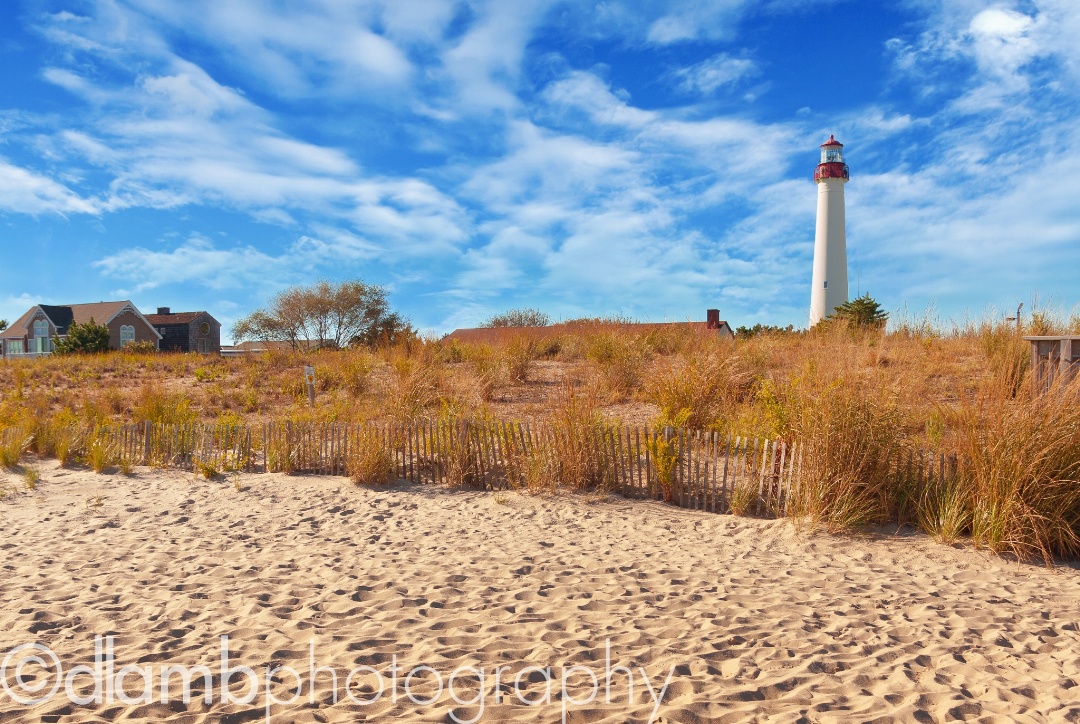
[53, 318, 111, 354]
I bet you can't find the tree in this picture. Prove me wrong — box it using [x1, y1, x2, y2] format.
[0, 319, 7, 332]
[53, 318, 111, 354]
[482, 308, 550, 328]
[829, 293, 888, 329]
[735, 323, 797, 339]
[233, 280, 409, 350]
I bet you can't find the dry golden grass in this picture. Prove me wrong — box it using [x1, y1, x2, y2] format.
[2, 311, 1079, 560]
[346, 424, 393, 485]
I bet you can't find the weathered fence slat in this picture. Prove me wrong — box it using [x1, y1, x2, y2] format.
[2, 418, 962, 526]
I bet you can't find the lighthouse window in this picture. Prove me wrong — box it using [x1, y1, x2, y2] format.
[823, 148, 843, 163]
[823, 281, 828, 288]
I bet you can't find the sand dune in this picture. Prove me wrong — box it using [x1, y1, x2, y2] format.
[2, 460, 1079, 723]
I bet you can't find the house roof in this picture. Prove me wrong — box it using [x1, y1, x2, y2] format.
[40, 305, 75, 329]
[0, 308, 37, 339]
[443, 319, 733, 345]
[145, 311, 207, 325]
[65, 301, 132, 328]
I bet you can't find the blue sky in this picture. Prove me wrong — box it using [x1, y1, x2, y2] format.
[2, 0, 1079, 339]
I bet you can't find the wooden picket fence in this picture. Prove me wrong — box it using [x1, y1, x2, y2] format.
[0, 419, 962, 519]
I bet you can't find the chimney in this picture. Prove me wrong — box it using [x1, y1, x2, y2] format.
[157, 307, 170, 315]
[706, 309, 720, 329]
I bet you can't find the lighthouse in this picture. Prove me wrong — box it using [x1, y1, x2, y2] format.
[809, 135, 849, 326]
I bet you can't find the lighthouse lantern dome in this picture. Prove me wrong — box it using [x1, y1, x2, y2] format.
[820, 135, 844, 164]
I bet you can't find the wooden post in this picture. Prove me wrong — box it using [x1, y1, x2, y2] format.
[304, 365, 316, 407]
[143, 420, 152, 465]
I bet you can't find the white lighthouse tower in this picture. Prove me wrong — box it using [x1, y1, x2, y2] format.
[809, 135, 849, 326]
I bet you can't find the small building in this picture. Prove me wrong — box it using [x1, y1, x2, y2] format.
[220, 340, 334, 357]
[1023, 335, 1080, 391]
[0, 301, 161, 358]
[145, 308, 221, 354]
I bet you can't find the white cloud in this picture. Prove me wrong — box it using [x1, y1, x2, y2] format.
[673, 53, 758, 95]
[434, 1, 555, 114]
[139, 62, 255, 119]
[967, 7, 1038, 76]
[461, 120, 642, 211]
[92, 236, 289, 292]
[537, 70, 798, 201]
[0, 159, 99, 215]
[30, 18, 474, 256]
[121, 0, 414, 96]
[347, 177, 472, 253]
[646, 0, 748, 45]
[886, 1, 1080, 112]
[540, 71, 657, 127]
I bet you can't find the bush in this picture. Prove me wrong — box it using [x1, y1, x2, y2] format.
[979, 321, 1029, 397]
[736, 323, 797, 340]
[86, 430, 114, 473]
[122, 340, 158, 355]
[132, 386, 198, 425]
[0, 433, 32, 469]
[381, 358, 440, 422]
[785, 377, 906, 533]
[53, 319, 110, 354]
[483, 308, 550, 328]
[586, 332, 647, 402]
[948, 375, 1080, 563]
[646, 352, 748, 431]
[502, 334, 536, 384]
[546, 378, 615, 491]
[347, 425, 393, 485]
[828, 293, 888, 329]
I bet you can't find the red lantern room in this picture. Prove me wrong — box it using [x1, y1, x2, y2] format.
[814, 135, 849, 182]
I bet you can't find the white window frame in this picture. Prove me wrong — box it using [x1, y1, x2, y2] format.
[120, 324, 136, 347]
[33, 319, 50, 353]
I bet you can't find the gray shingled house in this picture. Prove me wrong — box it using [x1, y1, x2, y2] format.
[145, 308, 222, 354]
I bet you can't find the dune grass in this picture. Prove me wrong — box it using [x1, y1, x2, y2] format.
[1, 309, 1079, 561]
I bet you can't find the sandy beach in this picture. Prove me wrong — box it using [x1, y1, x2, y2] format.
[2, 460, 1079, 723]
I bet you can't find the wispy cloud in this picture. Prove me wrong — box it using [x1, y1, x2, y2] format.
[0, 158, 98, 215]
[645, 0, 750, 45]
[92, 235, 292, 293]
[672, 53, 758, 95]
[117, 0, 416, 96]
